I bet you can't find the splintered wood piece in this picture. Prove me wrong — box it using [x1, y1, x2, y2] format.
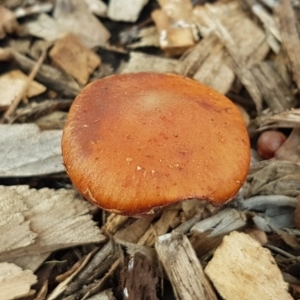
[114, 215, 155, 243]
[103, 214, 129, 235]
[0, 262, 37, 300]
[0, 124, 63, 177]
[50, 34, 101, 85]
[176, 34, 234, 94]
[251, 3, 281, 53]
[193, 0, 269, 111]
[0, 185, 106, 259]
[64, 241, 121, 296]
[155, 233, 218, 300]
[274, 0, 300, 91]
[138, 208, 180, 247]
[120, 52, 177, 74]
[53, 0, 110, 48]
[244, 160, 300, 198]
[250, 61, 296, 114]
[191, 208, 247, 237]
[108, 0, 149, 22]
[0, 70, 46, 110]
[259, 108, 300, 130]
[205, 231, 293, 300]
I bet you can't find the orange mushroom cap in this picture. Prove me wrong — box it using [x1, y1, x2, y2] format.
[62, 72, 250, 215]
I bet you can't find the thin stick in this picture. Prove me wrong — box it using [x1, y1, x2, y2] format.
[2, 50, 47, 123]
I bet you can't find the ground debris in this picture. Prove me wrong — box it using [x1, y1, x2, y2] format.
[0, 0, 300, 298]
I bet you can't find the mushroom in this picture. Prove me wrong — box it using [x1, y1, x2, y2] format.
[257, 130, 287, 159]
[62, 72, 250, 216]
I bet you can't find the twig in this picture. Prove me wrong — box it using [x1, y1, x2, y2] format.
[2, 50, 47, 124]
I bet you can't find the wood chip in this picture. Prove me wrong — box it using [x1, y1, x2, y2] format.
[0, 185, 106, 259]
[193, 0, 270, 111]
[49, 34, 101, 85]
[152, 0, 197, 55]
[0, 70, 46, 110]
[259, 108, 300, 130]
[25, 0, 110, 49]
[244, 160, 300, 198]
[274, 0, 300, 91]
[0, 262, 37, 300]
[138, 208, 180, 246]
[176, 34, 234, 94]
[108, 0, 149, 22]
[120, 51, 177, 74]
[250, 61, 296, 114]
[205, 231, 293, 300]
[0, 123, 63, 177]
[155, 233, 218, 300]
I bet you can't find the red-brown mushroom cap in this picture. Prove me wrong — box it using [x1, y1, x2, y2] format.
[62, 72, 250, 215]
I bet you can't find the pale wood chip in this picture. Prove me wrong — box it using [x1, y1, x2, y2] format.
[85, 0, 107, 17]
[0, 262, 37, 300]
[274, 0, 300, 91]
[176, 34, 234, 94]
[120, 51, 177, 74]
[259, 108, 300, 130]
[155, 233, 218, 300]
[0, 123, 63, 177]
[0, 185, 105, 259]
[250, 61, 296, 113]
[205, 231, 293, 300]
[108, 0, 149, 22]
[193, 0, 270, 111]
[2, 253, 50, 272]
[24, 0, 110, 49]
